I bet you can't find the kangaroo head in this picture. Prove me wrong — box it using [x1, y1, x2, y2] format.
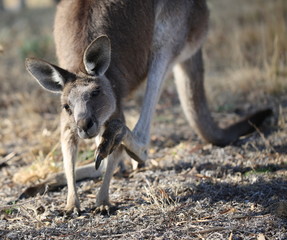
[25, 35, 116, 139]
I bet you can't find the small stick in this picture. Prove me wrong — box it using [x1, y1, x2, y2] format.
[190, 226, 234, 235]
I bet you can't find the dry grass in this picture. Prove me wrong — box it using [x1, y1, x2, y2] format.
[205, 0, 287, 108]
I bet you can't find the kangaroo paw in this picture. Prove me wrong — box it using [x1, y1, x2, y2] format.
[124, 146, 147, 166]
[122, 128, 148, 165]
[95, 119, 127, 169]
[95, 119, 149, 169]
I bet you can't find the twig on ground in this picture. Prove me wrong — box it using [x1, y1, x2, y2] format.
[0, 198, 38, 211]
[100, 225, 151, 238]
[190, 226, 234, 236]
[0, 152, 17, 166]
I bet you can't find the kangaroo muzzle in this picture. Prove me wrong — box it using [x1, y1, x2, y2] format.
[77, 117, 98, 139]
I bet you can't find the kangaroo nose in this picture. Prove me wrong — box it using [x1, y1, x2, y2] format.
[77, 118, 93, 132]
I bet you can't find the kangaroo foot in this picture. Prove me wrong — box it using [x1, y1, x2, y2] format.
[95, 119, 149, 169]
[63, 206, 81, 217]
[94, 202, 117, 215]
[64, 195, 81, 215]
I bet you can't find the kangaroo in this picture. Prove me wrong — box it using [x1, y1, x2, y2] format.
[25, 0, 271, 213]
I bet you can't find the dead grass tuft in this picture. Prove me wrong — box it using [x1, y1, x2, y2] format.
[13, 142, 61, 184]
[144, 179, 177, 211]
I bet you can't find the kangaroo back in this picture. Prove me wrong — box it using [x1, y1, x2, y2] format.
[54, 0, 154, 95]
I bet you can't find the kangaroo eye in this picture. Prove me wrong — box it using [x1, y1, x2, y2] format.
[91, 88, 100, 97]
[63, 104, 72, 114]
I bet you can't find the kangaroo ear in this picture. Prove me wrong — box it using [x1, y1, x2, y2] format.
[83, 35, 111, 77]
[25, 58, 75, 93]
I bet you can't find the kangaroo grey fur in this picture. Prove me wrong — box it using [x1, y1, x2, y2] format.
[25, 0, 271, 213]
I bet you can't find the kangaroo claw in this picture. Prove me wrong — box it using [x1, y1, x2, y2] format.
[95, 153, 104, 170]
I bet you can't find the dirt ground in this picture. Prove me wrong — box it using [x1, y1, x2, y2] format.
[0, 0, 287, 239]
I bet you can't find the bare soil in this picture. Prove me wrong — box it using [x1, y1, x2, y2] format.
[0, 1, 287, 239]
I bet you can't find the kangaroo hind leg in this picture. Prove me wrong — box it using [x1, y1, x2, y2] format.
[129, 1, 196, 164]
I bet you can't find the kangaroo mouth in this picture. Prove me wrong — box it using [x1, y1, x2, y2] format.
[77, 126, 99, 139]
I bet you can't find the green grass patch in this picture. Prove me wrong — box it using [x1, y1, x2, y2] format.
[244, 165, 279, 176]
[19, 35, 53, 60]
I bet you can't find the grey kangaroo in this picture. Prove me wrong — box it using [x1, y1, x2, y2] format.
[25, 0, 271, 213]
